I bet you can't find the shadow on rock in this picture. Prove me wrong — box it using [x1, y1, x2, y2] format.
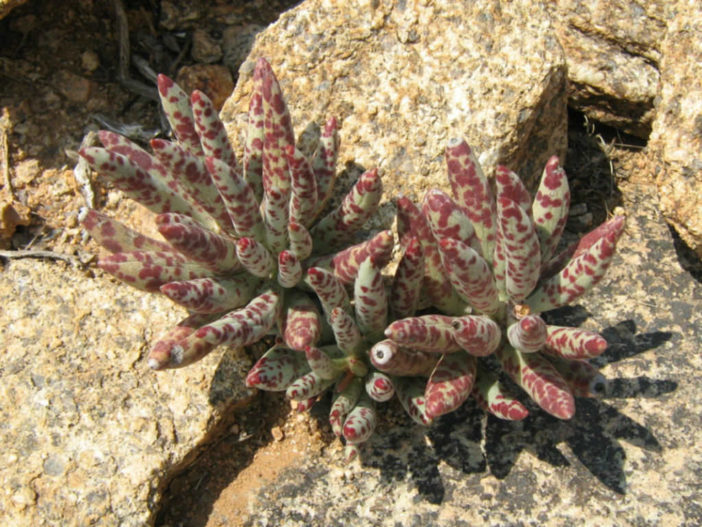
[360, 321, 675, 501]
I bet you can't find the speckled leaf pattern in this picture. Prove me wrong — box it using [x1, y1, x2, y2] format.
[242, 91, 264, 202]
[424, 351, 476, 419]
[80, 145, 213, 230]
[286, 144, 318, 227]
[306, 267, 350, 316]
[285, 370, 335, 401]
[369, 339, 437, 377]
[312, 117, 340, 216]
[79, 208, 172, 254]
[281, 290, 321, 350]
[497, 197, 541, 302]
[149, 289, 280, 369]
[329, 377, 362, 437]
[546, 356, 608, 398]
[507, 314, 547, 353]
[235, 236, 274, 278]
[397, 196, 463, 314]
[98, 250, 212, 292]
[343, 395, 377, 445]
[385, 314, 460, 353]
[287, 221, 313, 260]
[261, 187, 290, 253]
[314, 230, 394, 285]
[254, 57, 294, 194]
[496, 343, 575, 420]
[394, 377, 433, 426]
[422, 189, 477, 247]
[365, 372, 395, 402]
[151, 139, 233, 233]
[160, 275, 259, 314]
[445, 138, 496, 265]
[157, 74, 203, 157]
[451, 315, 501, 357]
[311, 168, 382, 249]
[495, 165, 532, 213]
[205, 157, 264, 240]
[277, 250, 302, 288]
[245, 344, 309, 391]
[471, 366, 529, 420]
[532, 156, 570, 262]
[354, 257, 388, 340]
[542, 326, 608, 359]
[191, 90, 236, 168]
[437, 238, 499, 314]
[328, 307, 363, 355]
[526, 221, 624, 313]
[390, 237, 424, 319]
[147, 313, 217, 371]
[155, 213, 240, 273]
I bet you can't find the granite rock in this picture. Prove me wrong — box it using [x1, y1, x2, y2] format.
[648, 0, 702, 257]
[220, 0, 568, 193]
[547, 0, 669, 138]
[0, 257, 255, 526]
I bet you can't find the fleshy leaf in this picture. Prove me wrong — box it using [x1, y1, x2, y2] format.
[445, 138, 496, 264]
[437, 238, 500, 314]
[542, 326, 608, 359]
[246, 344, 309, 391]
[343, 395, 377, 445]
[471, 365, 529, 420]
[526, 219, 625, 313]
[385, 314, 460, 353]
[506, 314, 547, 353]
[311, 168, 382, 249]
[160, 275, 259, 314]
[497, 197, 541, 302]
[80, 208, 172, 254]
[365, 372, 395, 402]
[495, 343, 575, 419]
[424, 351, 476, 419]
[157, 74, 203, 157]
[156, 212, 240, 273]
[451, 315, 502, 357]
[354, 256, 388, 340]
[532, 156, 570, 262]
[369, 339, 437, 377]
[389, 237, 424, 319]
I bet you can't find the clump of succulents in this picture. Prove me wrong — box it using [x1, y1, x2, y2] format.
[80, 58, 625, 462]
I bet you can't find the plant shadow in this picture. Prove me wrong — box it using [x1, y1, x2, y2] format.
[358, 319, 675, 503]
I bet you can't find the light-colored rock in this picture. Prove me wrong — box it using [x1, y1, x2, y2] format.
[649, 0, 702, 257]
[0, 0, 29, 20]
[548, 0, 670, 137]
[221, 0, 568, 193]
[0, 258, 255, 526]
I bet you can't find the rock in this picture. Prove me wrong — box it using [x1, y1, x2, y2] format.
[0, 199, 31, 241]
[221, 24, 265, 75]
[547, 0, 669, 137]
[648, 0, 702, 257]
[0, 0, 29, 20]
[220, 0, 568, 192]
[54, 70, 94, 104]
[191, 27, 223, 64]
[0, 258, 256, 526]
[176, 64, 234, 111]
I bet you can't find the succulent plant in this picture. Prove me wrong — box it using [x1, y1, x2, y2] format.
[80, 58, 625, 462]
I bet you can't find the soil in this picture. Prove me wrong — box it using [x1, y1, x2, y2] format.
[1, 2, 699, 527]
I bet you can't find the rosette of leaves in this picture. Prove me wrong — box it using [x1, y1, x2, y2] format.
[78, 58, 387, 397]
[378, 138, 626, 428]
